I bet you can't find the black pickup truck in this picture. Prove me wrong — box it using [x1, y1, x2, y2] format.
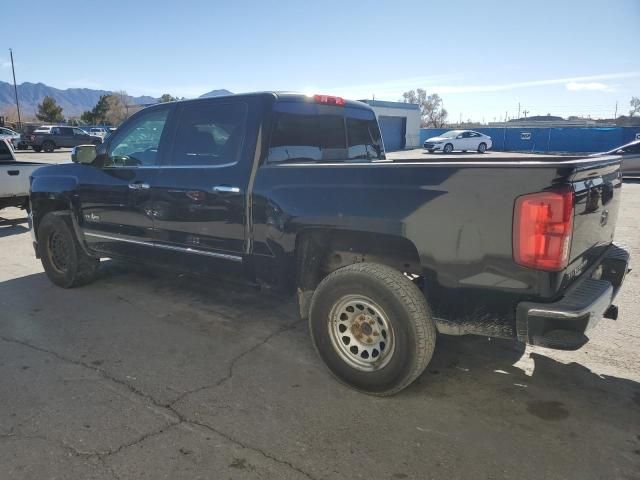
[29, 92, 630, 395]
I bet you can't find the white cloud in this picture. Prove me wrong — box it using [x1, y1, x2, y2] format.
[331, 71, 639, 100]
[565, 81, 613, 92]
[1, 61, 12, 68]
[66, 79, 105, 90]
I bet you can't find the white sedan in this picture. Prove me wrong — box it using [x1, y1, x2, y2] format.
[423, 130, 492, 154]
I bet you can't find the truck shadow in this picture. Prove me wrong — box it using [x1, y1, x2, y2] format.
[0, 216, 29, 238]
[0, 264, 638, 477]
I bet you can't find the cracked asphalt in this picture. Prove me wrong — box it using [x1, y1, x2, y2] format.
[1, 182, 639, 480]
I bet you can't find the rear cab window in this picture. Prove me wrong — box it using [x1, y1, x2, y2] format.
[267, 100, 384, 163]
[169, 101, 248, 167]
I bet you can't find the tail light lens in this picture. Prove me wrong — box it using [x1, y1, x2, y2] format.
[513, 187, 574, 271]
[314, 94, 346, 106]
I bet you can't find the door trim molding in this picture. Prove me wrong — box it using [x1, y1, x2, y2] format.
[84, 232, 243, 262]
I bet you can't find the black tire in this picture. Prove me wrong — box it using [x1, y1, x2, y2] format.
[443, 143, 453, 154]
[32, 146, 42, 152]
[462, 150, 467, 153]
[37, 213, 99, 288]
[309, 263, 436, 396]
[427, 149, 435, 153]
[42, 140, 55, 153]
[478, 142, 487, 153]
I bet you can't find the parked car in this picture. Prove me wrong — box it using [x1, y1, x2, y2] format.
[30, 126, 103, 152]
[0, 139, 48, 211]
[86, 127, 110, 138]
[423, 130, 492, 153]
[29, 92, 629, 395]
[0, 127, 21, 149]
[590, 139, 640, 177]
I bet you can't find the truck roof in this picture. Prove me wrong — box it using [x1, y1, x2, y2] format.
[162, 91, 373, 110]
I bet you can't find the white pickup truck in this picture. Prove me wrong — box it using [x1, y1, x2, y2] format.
[0, 139, 47, 212]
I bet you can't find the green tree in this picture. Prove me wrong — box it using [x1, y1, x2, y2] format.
[401, 89, 448, 127]
[159, 93, 178, 103]
[81, 94, 111, 125]
[36, 96, 64, 123]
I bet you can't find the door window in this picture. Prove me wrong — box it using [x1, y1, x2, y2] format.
[73, 128, 87, 136]
[105, 108, 169, 167]
[170, 102, 248, 167]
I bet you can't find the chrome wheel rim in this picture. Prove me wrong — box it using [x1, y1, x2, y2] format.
[328, 295, 395, 372]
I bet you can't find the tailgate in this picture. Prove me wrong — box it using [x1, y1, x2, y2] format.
[0, 164, 45, 198]
[566, 157, 622, 280]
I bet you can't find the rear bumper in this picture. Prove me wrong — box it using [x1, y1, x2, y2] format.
[516, 243, 630, 350]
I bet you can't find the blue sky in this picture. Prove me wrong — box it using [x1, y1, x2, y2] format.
[3, 0, 639, 121]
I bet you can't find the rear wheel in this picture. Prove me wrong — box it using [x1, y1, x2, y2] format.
[42, 140, 55, 153]
[443, 143, 453, 154]
[309, 263, 436, 396]
[478, 142, 487, 153]
[38, 213, 99, 288]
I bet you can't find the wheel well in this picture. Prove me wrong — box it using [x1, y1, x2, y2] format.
[32, 200, 70, 238]
[295, 229, 422, 318]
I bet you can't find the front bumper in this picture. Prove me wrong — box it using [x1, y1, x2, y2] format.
[423, 142, 443, 151]
[516, 243, 630, 350]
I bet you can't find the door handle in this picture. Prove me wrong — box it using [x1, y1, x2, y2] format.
[7, 170, 19, 176]
[129, 182, 150, 190]
[213, 185, 240, 194]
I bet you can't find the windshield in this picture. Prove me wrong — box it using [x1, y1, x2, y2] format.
[439, 130, 462, 138]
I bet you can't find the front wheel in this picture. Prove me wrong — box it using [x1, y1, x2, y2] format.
[42, 141, 55, 153]
[443, 143, 453, 154]
[309, 263, 436, 396]
[37, 213, 99, 288]
[478, 142, 487, 153]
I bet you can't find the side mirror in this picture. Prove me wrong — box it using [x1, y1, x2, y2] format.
[71, 144, 97, 164]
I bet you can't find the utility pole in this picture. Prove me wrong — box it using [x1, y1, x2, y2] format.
[614, 101, 618, 119]
[518, 103, 521, 119]
[523, 109, 529, 118]
[9, 48, 22, 128]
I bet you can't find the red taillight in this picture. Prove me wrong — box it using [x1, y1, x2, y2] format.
[513, 187, 574, 271]
[314, 94, 345, 106]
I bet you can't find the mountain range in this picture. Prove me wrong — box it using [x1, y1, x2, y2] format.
[0, 81, 232, 118]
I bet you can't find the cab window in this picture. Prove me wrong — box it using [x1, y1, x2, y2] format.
[105, 108, 169, 167]
[169, 102, 248, 167]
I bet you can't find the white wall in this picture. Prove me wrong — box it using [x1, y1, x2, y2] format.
[369, 106, 421, 148]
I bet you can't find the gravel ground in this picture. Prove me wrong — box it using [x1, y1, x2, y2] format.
[0, 180, 638, 480]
